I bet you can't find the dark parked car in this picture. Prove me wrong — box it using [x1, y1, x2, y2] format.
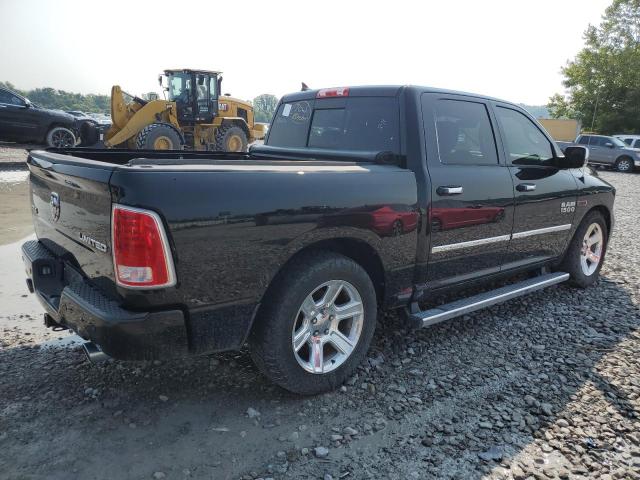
[0, 87, 78, 147]
[21, 85, 614, 394]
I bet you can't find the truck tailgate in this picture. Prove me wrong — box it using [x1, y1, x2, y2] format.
[28, 150, 117, 290]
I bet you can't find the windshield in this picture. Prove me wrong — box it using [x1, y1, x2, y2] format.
[167, 73, 192, 103]
[610, 137, 627, 147]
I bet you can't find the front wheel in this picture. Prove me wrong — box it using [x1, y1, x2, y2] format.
[46, 127, 76, 148]
[135, 123, 183, 150]
[560, 211, 608, 288]
[249, 251, 377, 395]
[215, 125, 248, 152]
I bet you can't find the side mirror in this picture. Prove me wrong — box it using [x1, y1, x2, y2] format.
[605, 142, 614, 148]
[24, 99, 32, 108]
[560, 146, 589, 168]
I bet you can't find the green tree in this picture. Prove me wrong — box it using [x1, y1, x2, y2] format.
[253, 94, 279, 123]
[548, 0, 640, 133]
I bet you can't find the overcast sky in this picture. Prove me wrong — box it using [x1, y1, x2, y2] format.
[0, 0, 610, 105]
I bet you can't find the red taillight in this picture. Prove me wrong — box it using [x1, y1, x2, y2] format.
[111, 205, 176, 289]
[316, 87, 350, 98]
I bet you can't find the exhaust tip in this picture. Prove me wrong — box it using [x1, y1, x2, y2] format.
[82, 342, 109, 363]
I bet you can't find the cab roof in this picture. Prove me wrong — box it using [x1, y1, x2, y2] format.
[281, 85, 517, 108]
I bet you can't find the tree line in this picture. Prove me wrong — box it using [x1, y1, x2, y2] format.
[548, 0, 640, 134]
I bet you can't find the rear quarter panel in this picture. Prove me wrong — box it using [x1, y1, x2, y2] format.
[109, 164, 420, 314]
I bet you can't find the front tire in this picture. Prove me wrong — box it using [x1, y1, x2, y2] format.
[560, 211, 608, 288]
[46, 126, 76, 148]
[249, 251, 377, 395]
[135, 123, 183, 150]
[215, 125, 248, 152]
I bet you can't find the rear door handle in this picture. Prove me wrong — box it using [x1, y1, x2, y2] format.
[437, 186, 463, 196]
[516, 183, 536, 192]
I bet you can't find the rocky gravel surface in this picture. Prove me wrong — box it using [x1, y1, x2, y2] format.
[1, 170, 639, 480]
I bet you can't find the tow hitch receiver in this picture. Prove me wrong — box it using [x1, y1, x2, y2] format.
[44, 313, 68, 332]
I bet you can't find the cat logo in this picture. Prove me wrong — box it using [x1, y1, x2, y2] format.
[561, 201, 576, 214]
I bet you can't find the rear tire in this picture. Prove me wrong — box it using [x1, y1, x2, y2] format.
[615, 156, 634, 172]
[46, 126, 76, 148]
[249, 251, 377, 395]
[135, 123, 183, 150]
[215, 125, 248, 152]
[560, 211, 608, 288]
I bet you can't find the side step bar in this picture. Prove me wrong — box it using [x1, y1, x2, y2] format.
[409, 272, 570, 328]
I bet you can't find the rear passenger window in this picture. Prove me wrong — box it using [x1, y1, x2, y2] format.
[434, 100, 498, 165]
[495, 107, 553, 165]
[634, 139, 640, 148]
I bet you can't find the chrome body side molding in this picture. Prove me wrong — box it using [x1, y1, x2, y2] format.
[431, 224, 573, 253]
[431, 234, 511, 253]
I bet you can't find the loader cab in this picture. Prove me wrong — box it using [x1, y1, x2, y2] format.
[164, 69, 220, 124]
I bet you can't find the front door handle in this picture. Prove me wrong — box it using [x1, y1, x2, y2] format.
[516, 183, 536, 192]
[437, 186, 463, 196]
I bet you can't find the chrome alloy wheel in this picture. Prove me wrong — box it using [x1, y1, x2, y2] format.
[291, 280, 364, 374]
[617, 158, 632, 172]
[50, 129, 75, 147]
[580, 223, 603, 276]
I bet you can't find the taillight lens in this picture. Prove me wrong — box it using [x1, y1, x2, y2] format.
[111, 205, 176, 289]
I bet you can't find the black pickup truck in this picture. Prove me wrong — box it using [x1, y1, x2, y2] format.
[22, 86, 615, 394]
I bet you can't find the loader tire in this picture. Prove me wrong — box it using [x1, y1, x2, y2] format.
[135, 123, 183, 150]
[215, 125, 248, 152]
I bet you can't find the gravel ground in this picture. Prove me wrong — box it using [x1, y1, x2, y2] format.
[1, 170, 639, 480]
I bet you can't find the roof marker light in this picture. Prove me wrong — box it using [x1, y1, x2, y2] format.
[316, 87, 350, 98]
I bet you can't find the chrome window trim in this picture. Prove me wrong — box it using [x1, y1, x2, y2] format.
[431, 224, 572, 253]
[511, 224, 572, 239]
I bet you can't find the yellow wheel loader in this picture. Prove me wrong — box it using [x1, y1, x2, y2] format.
[103, 69, 266, 151]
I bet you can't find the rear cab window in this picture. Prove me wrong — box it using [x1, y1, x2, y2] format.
[266, 96, 400, 154]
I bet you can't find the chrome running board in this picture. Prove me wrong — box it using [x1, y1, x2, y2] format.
[409, 272, 570, 328]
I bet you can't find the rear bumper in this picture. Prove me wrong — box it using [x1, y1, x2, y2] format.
[21, 240, 189, 360]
